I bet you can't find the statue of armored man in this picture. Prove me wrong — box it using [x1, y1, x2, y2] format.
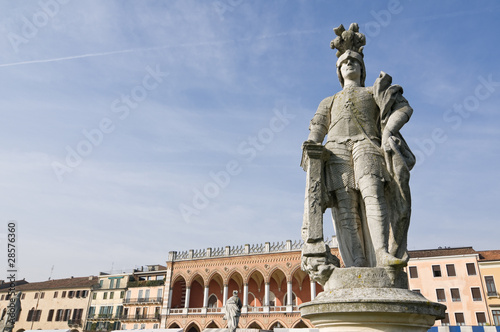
[301, 23, 416, 285]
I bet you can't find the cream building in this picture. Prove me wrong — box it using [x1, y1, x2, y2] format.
[478, 250, 500, 325]
[86, 272, 130, 332]
[0, 276, 98, 332]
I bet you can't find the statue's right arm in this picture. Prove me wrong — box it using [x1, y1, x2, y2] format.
[306, 96, 332, 144]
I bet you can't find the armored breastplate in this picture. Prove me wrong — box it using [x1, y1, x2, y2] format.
[328, 87, 380, 142]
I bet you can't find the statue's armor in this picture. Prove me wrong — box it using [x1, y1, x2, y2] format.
[317, 87, 388, 192]
[327, 86, 380, 144]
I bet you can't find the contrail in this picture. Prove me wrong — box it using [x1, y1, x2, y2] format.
[0, 29, 321, 68]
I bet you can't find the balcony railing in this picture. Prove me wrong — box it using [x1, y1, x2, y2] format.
[119, 314, 160, 322]
[127, 280, 164, 288]
[207, 308, 222, 313]
[87, 314, 122, 321]
[68, 319, 82, 326]
[123, 297, 162, 305]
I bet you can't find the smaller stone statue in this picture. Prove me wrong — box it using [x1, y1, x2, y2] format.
[0, 292, 22, 332]
[223, 290, 242, 332]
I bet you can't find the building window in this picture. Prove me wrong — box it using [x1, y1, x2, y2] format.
[110, 279, 115, 289]
[76, 290, 81, 298]
[62, 291, 66, 298]
[451, 288, 461, 302]
[153, 324, 159, 329]
[140, 324, 146, 329]
[455, 312, 465, 325]
[133, 324, 138, 329]
[411, 289, 421, 295]
[40, 292, 45, 299]
[122, 324, 127, 330]
[0, 295, 3, 301]
[34, 293, 38, 299]
[138, 290, 143, 301]
[53, 291, 58, 298]
[55, 309, 63, 321]
[432, 265, 442, 277]
[446, 264, 456, 277]
[493, 310, 500, 325]
[145, 290, 150, 301]
[116, 279, 121, 288]
[409, 266, 418, 278]
[63, 309, 71, 321]
[27, 309, 34, 321]
[485, 276, 497, 296]
[82, 290, 88, 298]
[436, 289, 446, 302]
[466, 263, 476, 275]
[68, 291, 74, 298]
[157, 288, 162, 300]
[103, 292, 108, 300]
[120, 291, 125, 299]
[110, 292, 114, 299]
[476, 312, 487, 325]
[47, 309, 54, 321]
[471, 287, 482, 301]
[208, 294, 218, 308]
[441, 313, 449, 326]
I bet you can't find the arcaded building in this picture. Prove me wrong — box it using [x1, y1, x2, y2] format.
[160, 240, 326, 332]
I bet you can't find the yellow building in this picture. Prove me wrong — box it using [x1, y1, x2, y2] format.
[121, 265, 166, 330]
[478, 250, 500, 325]
[0, 276, 98, 332]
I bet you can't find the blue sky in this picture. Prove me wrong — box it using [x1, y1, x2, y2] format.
[0, 1, 499, 282]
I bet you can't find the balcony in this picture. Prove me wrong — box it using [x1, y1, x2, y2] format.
[127, 280, 164, 288]
[87, 314, 121, 321]
[119, 314, 160, 322]
[68, 319, 82, 327]
[123, 297, 162, 305]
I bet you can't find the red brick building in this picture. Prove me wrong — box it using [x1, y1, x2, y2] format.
[160, 240, 327, 332]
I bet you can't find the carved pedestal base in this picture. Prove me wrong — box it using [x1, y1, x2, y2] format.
[300, 268, 446, 332]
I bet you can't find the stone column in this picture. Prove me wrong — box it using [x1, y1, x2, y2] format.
[310, 280, 316, 301]
[243, 284, 249, 306]
[184, 287, 190, 308]
[264, 283, 270, 306]
[287, 281, 293, 306]
[203, 286, 209, 307]
[223, 284, 228, 305]
[168, 288, 173, 308]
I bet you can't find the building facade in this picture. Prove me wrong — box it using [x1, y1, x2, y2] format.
[160, 240, 325, 332]
[121, 265, 166, 330]
[0, 276, 98, 332]
[86, 273, 130, 331]
[478, 250, 500, 325]
[407, 247, 490, 326]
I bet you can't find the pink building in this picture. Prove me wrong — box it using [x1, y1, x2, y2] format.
[407, 247, 490, 326]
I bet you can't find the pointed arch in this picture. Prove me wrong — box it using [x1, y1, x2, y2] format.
[167, 322, 180, 328]
[268, 319, 286, 329]
[244, 267, 266, 284]
[205, 320, 220, 329]
[293, 319, 312, 328]
[269, 268, 287, 306]
[247, 321, 263, 329]
[188, 274, 204, 308]
[226, 269, 244, 290]
[185, 321, 201, 332]
[170, 276, 186, 308]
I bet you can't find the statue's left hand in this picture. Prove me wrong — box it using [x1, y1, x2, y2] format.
[382, 130, 393, 152]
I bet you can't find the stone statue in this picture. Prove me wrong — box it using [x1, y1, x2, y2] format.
[301, 23, 415, 283]
[223, 291, 242, 332]
[0, 292, 22, 332]
[299, 23, 445, 332]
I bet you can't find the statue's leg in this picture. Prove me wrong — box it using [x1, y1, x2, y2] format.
[358, 175, 404, 267]
[334, 187, 366, 267]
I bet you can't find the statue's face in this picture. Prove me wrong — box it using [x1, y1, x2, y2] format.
[340, 58, 362, 82]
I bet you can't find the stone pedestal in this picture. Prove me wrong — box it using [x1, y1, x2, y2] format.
[300, 267, 446, 332]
